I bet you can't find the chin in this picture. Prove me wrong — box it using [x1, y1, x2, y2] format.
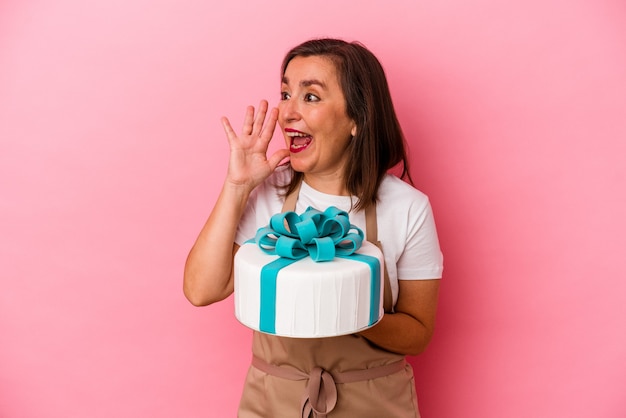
[288, 158, 309, 173]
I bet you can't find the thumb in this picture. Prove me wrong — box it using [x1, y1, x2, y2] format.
[267, 148, 290, 171]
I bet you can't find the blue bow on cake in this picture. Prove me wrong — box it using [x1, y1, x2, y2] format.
[247, 206, 380, 335]
[254, 206, 364, 262]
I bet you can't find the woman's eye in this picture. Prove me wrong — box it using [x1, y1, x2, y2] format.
[280, 92, 290, 100]
[304, 93, 320, 102]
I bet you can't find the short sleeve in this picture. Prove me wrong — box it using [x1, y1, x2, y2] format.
[234, 167, 290, 245]
[396, 198, 444, 280]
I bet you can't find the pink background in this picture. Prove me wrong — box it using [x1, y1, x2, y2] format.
[2, 0, 625, 417]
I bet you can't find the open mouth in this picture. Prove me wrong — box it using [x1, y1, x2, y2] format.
[285, 129, 312, 153]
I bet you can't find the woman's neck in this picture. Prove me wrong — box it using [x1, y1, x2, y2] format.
[302, 173, 349, 196]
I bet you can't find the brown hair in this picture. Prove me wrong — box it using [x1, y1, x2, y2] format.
[280, 38, 412, 211]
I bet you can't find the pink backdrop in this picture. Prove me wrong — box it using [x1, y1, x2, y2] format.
[2, 0, 625, 417]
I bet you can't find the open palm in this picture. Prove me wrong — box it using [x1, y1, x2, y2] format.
[221, 100, 290, 192]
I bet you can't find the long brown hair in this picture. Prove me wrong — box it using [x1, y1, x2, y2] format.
[280, 38, 412, 211]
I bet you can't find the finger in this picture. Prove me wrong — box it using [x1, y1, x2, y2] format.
[259, 107, 279, 143]
[252, 100, 268, 135]
[242, 105, 254, 135]
[221, 117, 237, 142]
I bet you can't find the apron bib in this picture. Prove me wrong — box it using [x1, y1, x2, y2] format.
[238, 183, 420, 418]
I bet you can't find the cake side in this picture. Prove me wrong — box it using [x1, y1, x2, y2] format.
[234, 240, 384, 338]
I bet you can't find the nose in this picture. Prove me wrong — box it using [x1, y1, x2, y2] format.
[278, 97, 301, 124]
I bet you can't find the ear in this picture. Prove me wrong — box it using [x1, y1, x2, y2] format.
[351, 124, 357, 137]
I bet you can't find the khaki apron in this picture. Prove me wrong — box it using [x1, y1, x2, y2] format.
[238, 184, 420, 418]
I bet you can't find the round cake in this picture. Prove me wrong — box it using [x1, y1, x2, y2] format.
[234, 239, 384, 338]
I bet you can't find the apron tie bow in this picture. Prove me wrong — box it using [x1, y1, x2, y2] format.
[302, 366, 338, 417]
[251, 355, 407, 418]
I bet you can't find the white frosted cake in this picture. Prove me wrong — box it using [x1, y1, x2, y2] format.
[234, 207, 384, 338]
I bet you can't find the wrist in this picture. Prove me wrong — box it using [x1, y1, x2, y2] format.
[222, 178, 255, 196]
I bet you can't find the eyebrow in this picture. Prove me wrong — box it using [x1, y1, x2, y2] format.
[281, 76, 327, 89]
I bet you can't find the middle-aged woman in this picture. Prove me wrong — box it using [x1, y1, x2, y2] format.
[184, 38, 443, 417]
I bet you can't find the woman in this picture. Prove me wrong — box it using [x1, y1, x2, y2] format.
[184, 38, 443, 417]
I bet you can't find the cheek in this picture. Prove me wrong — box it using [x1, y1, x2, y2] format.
[276, 116, 287, 143]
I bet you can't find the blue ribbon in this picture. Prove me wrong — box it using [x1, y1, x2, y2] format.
[250, 207, 381, 334]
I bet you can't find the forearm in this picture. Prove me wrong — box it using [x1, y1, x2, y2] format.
[183, 101, 289, 306]
[183, 182, 251, 306]
[358, 311, 434, 356]
[358, 279, 441, 356]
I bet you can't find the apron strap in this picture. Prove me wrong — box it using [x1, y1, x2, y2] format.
[365, 204, 394, 313]
[281, 181, 301, 213]
[282, 182, 393, 313]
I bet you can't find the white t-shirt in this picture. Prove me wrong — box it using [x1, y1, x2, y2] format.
[235, 166, 444, 306]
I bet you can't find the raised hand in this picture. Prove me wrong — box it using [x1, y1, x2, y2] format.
[221, 100, 290, 192]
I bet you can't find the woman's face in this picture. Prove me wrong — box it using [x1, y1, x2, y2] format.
[278, 55, 356, 182]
